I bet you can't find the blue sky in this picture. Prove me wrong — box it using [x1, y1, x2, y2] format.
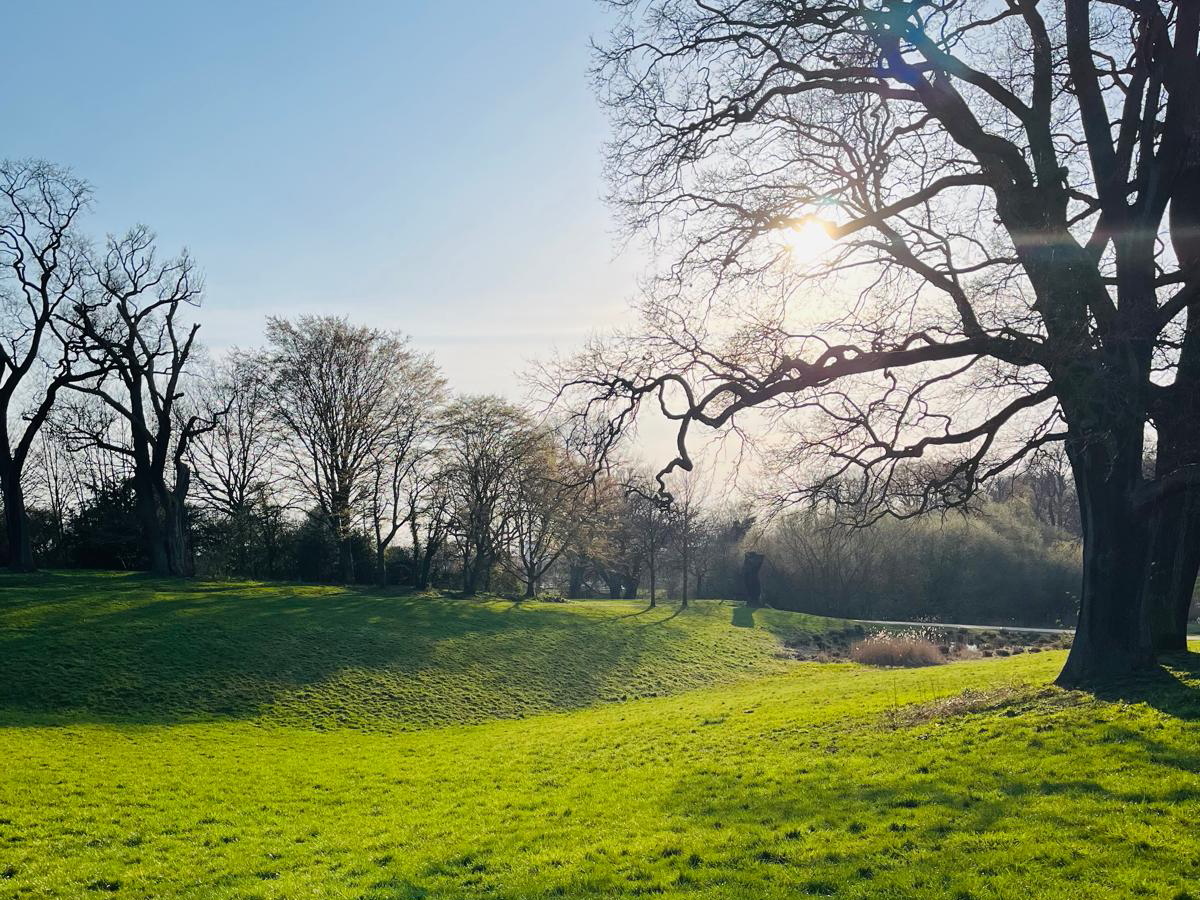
[4, 1, 638, 395]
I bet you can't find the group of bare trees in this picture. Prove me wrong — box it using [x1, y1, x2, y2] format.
[559, 470, 752, 607]
[0, 157, 724, 598]
[0, 160, 591, 592]
[552, 1, 1200, 685]
[1, 160, 220, 576]
[154, 315, 596, 593]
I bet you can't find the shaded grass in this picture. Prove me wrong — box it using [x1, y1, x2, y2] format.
[2, 574, 1198, 898]
[0, 572, 823, 730]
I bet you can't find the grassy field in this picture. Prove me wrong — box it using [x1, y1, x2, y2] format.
[1, 573, 1198, 899]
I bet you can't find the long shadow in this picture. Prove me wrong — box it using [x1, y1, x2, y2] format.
[732, 605, 756, 628]
[634, 604, 684, 627]
[657, 690, 1199, 895]
[0, 572, 722, 728]
[1086, 651, 1200, 722]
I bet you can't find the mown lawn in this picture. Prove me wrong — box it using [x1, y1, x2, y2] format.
[1, 573, 1198, 899]
[0, 571, 836, 730]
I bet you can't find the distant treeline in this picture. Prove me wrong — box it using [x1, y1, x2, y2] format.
[759, 498, 1082, 627]
[7, 419, 1095, 628]
[0, 158, 1130, 628]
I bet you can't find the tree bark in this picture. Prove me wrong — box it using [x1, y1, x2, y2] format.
[1056, 439, 1156, 686]
[128, 467, 169, 576]
[2, 467, 35, 572]
[648, 546, 656, 607]
[161, 462, 194, 577]
[162, 498, 192, 577]
[462, 551, 487, 597]
[338, 536, 355, 584]
[376, 548, 388, 587]
[567, 562, 585, 599]
[680, 540, 689, 609]
[1143, 489, 1200, 652]
[418, 540, 439, 590]
[604, 574, 622, 599]
[743, 551, 765, 607]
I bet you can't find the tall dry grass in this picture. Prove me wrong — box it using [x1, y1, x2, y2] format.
[850, 630, 945, 667]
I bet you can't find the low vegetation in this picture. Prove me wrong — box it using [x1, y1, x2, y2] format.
[850, 630, 945, 668]
[2, 573, 1199, 898]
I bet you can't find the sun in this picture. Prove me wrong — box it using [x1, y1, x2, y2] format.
[779, 218, 836, 264]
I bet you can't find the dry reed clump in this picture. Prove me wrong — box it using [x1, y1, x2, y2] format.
[850, 629, 945, 667]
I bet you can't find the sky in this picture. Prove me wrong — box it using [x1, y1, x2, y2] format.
[3, 0, 640, 397]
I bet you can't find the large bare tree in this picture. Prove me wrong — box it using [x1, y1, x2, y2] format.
[263, 316, 440, 583]
[554, 1, 1200, 684]
[0, 161, 96, 570]
[189, 355, 278, 516]
[63, 227, 215, 576]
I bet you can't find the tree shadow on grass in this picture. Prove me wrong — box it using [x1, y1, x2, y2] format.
[0, 572, 733, 729]
[731, 605, 756, 628]
[1086, 651, 1200, 722]
[633, 604, 684, 626]
[658, 699, 1198, 897]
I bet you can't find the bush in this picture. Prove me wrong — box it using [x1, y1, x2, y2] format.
[850, 630, 944, 667]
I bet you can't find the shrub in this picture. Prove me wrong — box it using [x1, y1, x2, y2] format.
[850, 630, 945, 667]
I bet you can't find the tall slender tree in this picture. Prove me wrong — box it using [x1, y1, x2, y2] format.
[500, 436, 580, 598]
[188, 355, 282, 574]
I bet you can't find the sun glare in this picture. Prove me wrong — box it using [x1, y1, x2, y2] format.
[780, 218, 836, 263]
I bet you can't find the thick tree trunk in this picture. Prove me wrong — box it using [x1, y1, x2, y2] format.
[648, 549, 656, 607]
[1151, 164, 1200, 650]
[743, 551, 765, 607]
[418, 541, 438, 590]
[134, 471, 170, 576]
[524, 578, 536, 599]
[2, 467, 35, 573]
[623, 577, 639, 600]
[163, 498, 193, 577]
[1056, 441, 1156, 686]
[681, 543, 689, 609]
[1143, 489, 1200, 652]
[463, 551, 487, 597]
[376, 548, 388, 587]
[567, 562, 586, 599]
[338, 536, 355, 584]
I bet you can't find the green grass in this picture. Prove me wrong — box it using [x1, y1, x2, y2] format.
[0, 571, 836, 730]
[2, 573, 1198, 899]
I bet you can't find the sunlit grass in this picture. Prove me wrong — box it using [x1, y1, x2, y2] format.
[1, 573, 1197, 899]
[0, 571, 833, 730]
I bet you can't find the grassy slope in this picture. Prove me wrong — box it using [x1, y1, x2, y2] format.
[0, 572, 835, 730]
[1, 574, 1198, 899]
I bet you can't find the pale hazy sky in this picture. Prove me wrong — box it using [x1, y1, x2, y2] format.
[3, 1, 640, 396]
